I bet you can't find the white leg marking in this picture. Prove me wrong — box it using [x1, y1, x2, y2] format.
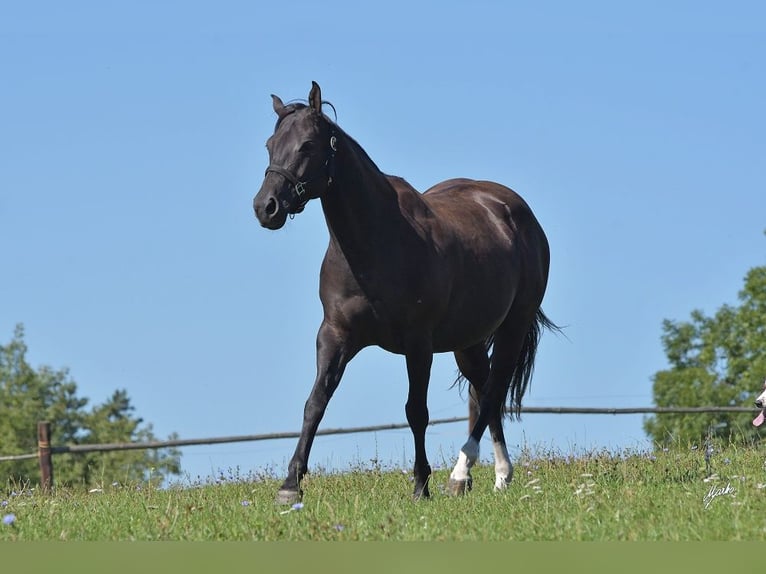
[493, 441, 513, 490]
[450, 437, 479, 482]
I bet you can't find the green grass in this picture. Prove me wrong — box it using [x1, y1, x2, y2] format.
[3, 443, 766, 541]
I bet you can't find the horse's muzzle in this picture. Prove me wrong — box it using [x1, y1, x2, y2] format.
[254, 191, 287, 230]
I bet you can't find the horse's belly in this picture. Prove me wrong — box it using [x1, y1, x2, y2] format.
[431, 314, 506, 352]
[430, 287, 516, 352]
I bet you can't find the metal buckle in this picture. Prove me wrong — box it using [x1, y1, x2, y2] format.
[295, 181, 307, 196]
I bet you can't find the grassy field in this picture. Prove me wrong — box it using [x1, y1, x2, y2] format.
[3, 442, 766, 541]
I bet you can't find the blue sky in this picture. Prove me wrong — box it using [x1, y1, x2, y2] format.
[2, 2, 764, 482]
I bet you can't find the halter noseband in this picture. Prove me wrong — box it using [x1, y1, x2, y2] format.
[265, 132, 338, 214]
[264, 164, 308, 198]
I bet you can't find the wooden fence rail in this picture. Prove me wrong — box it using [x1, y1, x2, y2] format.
[0, 406, 757, 488]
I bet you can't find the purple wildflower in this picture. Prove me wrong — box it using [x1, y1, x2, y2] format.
[334, 524, 345, 532]
[3, 514, 15, 526]
[292, 502, 304, 511]
[1, 501, 7, 508]
[241, 500, 251, 507]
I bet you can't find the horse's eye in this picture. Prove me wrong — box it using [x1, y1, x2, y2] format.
[299, 141, 315, 153]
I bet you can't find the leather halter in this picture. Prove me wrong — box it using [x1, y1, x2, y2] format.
[264, 133, 338, 213]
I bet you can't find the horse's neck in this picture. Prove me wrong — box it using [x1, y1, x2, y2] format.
[320, 142, 428, 276]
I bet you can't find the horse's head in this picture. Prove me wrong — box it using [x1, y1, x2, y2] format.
[253, 81, 337, 230]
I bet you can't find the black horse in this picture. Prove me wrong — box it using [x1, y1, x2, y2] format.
[253, 82, 556, 503]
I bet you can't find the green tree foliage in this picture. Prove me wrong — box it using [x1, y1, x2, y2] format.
[645, 263, 766, 445]
[0, 325, 181, 487]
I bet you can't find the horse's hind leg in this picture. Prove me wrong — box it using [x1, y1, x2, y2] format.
[448, 344, 488, 494]
[450, 342, 514, 494]
[461, 345, 488, 434]
[488, 415, 513, 490]
[450, 318, 532, 493]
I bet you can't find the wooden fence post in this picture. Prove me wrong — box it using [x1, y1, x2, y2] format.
[37, 421, 53, 492]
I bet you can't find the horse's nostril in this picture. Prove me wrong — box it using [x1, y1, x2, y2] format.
[265, 197, 278, 216]
[757, 400, 763, 409]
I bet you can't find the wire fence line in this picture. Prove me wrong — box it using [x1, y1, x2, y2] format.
[0, 405, 757, 463]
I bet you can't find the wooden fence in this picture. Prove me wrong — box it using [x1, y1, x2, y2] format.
[0, 406, 757, 489]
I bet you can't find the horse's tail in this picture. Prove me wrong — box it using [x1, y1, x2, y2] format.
[504, 308, 561, 419]
[451, 308, 560, 418]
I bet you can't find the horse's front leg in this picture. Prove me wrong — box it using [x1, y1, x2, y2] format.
[405, 345, 433, 499]
[276, 321, 356, 504]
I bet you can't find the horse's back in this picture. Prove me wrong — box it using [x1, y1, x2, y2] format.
[386, 175, 548, 267]
[423, 178, 534, 218]
[424, 179, 547, 251]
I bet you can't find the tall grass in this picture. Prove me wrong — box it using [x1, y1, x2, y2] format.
[2, 442, 766, 541]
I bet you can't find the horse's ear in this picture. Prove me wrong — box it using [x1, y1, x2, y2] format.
[309, 81, 322, 112]
[272, 94, 288, 118]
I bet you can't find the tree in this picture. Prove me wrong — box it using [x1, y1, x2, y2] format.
[0, 325, 181, 487]
[644, 263, 766, 446]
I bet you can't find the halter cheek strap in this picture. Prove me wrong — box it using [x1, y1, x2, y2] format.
[327, 134, 338, 184]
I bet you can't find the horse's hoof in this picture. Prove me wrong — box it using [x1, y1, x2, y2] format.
[276, 488, 302, 505]
[447, 477, 472, 496]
